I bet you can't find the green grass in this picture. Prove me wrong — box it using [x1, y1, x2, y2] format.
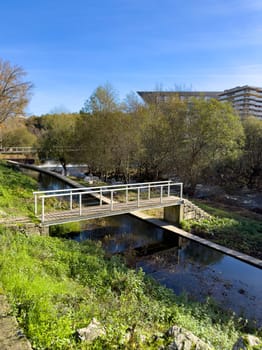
[180, 201, 262, 259]
[0, 161, 72, 221]
[0, 161, 37, 219]
[1, 228, 259, 349]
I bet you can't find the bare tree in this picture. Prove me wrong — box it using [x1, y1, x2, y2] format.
[0, 58, 33, 123]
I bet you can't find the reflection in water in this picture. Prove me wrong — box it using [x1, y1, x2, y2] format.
[179, 238, 224, 265]
[137, 241, 262, 326]
[75, 217, 262, 326]
[38, 173, 71, 191]
[73, 215, 176, 254]
[32, 170, 262, 326]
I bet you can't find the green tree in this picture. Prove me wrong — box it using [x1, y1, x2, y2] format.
[140, 97, 245, 191]
[2, 126, 36, 147]
[1, 116, 36, 147]
[37, 114, 78, 174]
[241, 116, 262, 189]
[137, 104, 170, 180]
[81, 83, 120, 114]
[74, 110, 139, 181]
[174, 99, 244, 192]
[77, 86, 141, 181]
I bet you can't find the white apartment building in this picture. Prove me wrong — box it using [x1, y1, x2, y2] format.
[218, 86, 262, 120]
[137, 85, 262, 120]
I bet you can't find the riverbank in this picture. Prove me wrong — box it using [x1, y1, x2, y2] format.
[0, 161, 261, 349]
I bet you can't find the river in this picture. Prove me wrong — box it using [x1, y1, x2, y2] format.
[32, 170, 262, 327]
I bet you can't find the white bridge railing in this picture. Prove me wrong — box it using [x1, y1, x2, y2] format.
[0, 147, 37, 154]
[0, 146, 87, 154]
[34, 181, 183, 223]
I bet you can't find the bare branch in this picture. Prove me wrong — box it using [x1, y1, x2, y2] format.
[0, 58, 33, 123]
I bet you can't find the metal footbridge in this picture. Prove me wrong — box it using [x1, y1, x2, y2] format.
[34, 181, 183, 226]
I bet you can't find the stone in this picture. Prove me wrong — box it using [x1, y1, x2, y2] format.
[232, 334, 262, 349]
[0, 294, 32, 349]
[166, 325, 213, 350]
[77, 318, 106, 342]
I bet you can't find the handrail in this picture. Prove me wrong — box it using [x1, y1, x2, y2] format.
[38, 182, 180, 199]
[0, 146, 85, 154]
[33, 180, 175, 195]
[0, 147, 37, 154]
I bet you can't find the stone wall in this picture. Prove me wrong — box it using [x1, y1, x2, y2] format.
[182, 199, 211, 221]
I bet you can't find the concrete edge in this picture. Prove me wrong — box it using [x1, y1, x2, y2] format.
[131, 211, 262, 269]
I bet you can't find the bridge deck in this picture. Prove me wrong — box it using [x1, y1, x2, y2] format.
[39, 195, 182, 226]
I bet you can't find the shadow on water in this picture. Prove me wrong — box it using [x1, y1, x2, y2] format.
[31, 170, 262, 327]
[73, 215, 179, 254]
[137, 240, 262, 326]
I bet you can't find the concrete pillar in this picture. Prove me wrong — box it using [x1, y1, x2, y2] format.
[40, 226, 49, 236]
[164, 204, 184, 224]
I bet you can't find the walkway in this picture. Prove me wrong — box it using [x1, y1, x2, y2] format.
[34, 181, 183, 226]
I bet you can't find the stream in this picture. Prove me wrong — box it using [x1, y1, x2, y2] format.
[32, 170, 262, 327]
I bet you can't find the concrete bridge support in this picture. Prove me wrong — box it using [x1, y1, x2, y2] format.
[40, 226, 50, 236]
[164, 204, 184, 224]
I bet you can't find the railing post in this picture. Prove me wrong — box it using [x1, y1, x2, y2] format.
[34, 193, 38, 215]
[167, 181, 170, 197]
[79, 194, 82, 215]
[100, 188, 102, 206]
[126, 187, 128, 203]
[180, 183, 183, 200]
[111, 190, 113, 210]
[160, 185, 163, 203]
[137, 187, 140, 207]
[70, 191, 73, 210]
[41, 197, 45, 223]
[148, 184, 151, 200]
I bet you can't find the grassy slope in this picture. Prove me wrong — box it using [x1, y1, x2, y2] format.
[0, 230, 251, 349]
[0, 162, 261, 349]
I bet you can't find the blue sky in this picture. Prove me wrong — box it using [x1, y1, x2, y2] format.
[1, 0, 262, 115]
